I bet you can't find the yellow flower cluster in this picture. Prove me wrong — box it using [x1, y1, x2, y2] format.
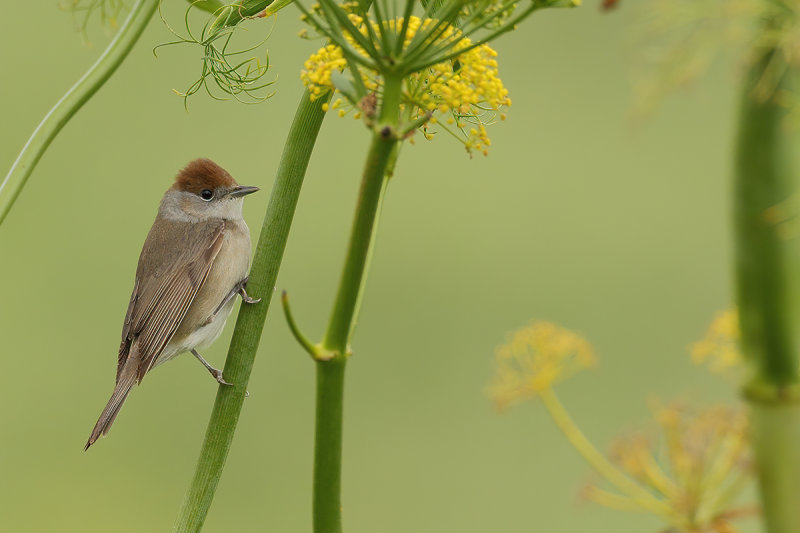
[299, 15, 511, 156]
[301, 44, 347, 102]
[411, 38, 509, 155]
[488, 321, 595, 410]
[591, 402, 752, 532]
[691, 309, 742, 375]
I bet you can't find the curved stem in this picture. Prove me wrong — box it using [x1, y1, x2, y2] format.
[173, 90, 329, 533]
[282, 291, 332, 360]
[539, 389, 673, 518]
[0, 0, 158, 227]
[186, 0, 225, 14]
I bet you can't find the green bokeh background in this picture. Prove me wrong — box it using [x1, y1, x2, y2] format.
[0, 2, 746, 532]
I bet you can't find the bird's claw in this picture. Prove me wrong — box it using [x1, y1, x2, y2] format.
[212, 369, 233, 386]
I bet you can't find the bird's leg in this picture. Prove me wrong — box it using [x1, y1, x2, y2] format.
[205, 279, 261, 326]
[238, 276, 261, 304]
[191, 349, 232, 386]
[210, 286, 239, 318]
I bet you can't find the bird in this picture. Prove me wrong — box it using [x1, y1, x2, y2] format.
[85, 158, 260, 450]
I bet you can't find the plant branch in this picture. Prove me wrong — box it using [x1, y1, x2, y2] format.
[173, 89, 330, 533]
[0, 0, 158, 227]
[282, 291, 333, 361]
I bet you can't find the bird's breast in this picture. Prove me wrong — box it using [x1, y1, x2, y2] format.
[203, 220, 251, 297]
[168, 220, 251, 355]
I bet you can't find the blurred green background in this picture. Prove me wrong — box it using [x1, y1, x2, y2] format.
[0, 2, 745, 532]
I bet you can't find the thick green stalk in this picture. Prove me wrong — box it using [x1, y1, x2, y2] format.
[0, 0, 158, 227]
[735, 50, 800, 532]
[312, 75, 402, 533]
[312, 358, 347, 533]
[173, 90, 329, 533]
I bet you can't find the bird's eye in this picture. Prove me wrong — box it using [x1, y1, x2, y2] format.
[200, 189, 214, 201]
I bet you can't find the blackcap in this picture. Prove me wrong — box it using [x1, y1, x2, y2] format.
[85, 158, 259, 449]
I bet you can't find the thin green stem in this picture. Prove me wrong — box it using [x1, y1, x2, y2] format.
[173, 90, 330, 533]
[348, 158, 392, 341]
[735, 45, 800, 533]
[320, 102, 400, 350]
[282, 291, 332, 360]
[539, 389, 674, 518]
[311, 75, 402, 533]
[0, 0, 158, 227]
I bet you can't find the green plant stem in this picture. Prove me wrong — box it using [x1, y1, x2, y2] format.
[173, 90, 329, 533]
[735, 46, 800, 533]
[320, 134, 396, 352]
[750, 403, 800, 533]
[187, 0, 225, 14]
[0, 0, 158, 228]
[312, 75, 402, 533]
[736, 53, 800, 392]
[312, 358, 347, 533]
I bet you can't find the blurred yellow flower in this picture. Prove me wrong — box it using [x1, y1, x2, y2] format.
[490, 318, 753, 531]
[488, 321, 595, 409]
[691, 309, 742, 375]
[587, 402, 753, 533]
[300, 15, 510, 156]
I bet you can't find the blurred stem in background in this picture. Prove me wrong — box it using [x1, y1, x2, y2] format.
[631, 1, 800, 530]
[736, 41, 800, 533]
[0, 0, 158, 227]
[538, 389, 674, 518]
[173, 89, 330, 533]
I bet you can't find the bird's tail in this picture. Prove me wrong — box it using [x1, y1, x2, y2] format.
[85, 369, 137, 450]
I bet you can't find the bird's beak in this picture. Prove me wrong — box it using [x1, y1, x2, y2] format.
[229, 185, 260, 198]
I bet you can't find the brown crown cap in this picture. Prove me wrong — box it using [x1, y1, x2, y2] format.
[173, 158, 238, 194]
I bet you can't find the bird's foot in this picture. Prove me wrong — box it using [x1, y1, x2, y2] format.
[239, 286, 261, 304]
[191, 349, 232, 386]
[238, 277, 261, 304]
[210, 368, 233, 386]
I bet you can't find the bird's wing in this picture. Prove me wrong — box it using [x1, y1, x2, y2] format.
[117, 218, 226, 383]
